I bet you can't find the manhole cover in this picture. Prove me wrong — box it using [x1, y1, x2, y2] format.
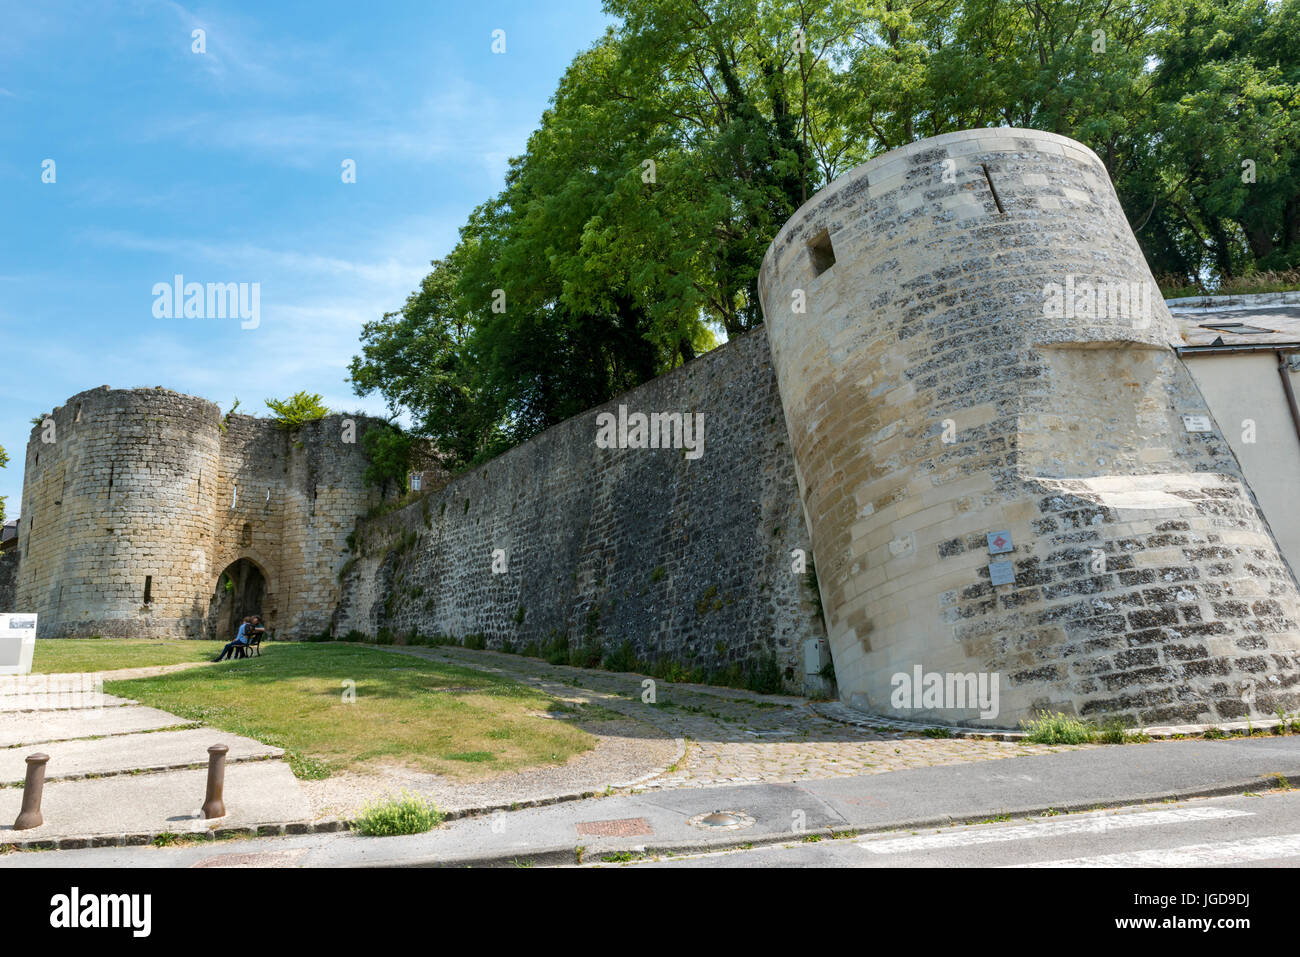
[687, 810, 754, 831]
[576, 816, 654, 837]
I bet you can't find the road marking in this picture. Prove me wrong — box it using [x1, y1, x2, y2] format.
[1013, 832, 1300, 867]
[859, 807, 1252, 854]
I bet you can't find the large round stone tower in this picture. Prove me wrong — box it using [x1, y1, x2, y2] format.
[16, 386, 384, 640]
[759, 128, 1300, 729]
[17, 388, 223, 638]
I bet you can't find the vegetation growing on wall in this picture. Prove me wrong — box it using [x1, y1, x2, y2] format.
[265, 391, 330, 430]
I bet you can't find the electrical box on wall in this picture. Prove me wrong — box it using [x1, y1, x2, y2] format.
[804, 637, 831, 675]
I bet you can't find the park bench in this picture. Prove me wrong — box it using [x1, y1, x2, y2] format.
[234, 628, 269, 659]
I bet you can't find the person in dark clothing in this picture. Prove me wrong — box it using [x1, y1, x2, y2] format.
[214, 616, 264, 661]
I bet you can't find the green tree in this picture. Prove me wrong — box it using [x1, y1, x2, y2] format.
[351, 0, 1300, 472]
[360, 424, 416, 497]
[349, 254, 498, 469]
[1136, 0, 1300, 279]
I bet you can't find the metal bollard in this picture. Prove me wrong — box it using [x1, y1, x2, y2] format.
[202, 744, 229, 819]
[14, 753, 50, 830]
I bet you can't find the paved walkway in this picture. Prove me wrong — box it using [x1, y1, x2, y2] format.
[0, 673, 311, 847]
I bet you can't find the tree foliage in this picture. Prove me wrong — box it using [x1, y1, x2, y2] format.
[352, 0, 1300, 471]
[360, 424, 416, 497]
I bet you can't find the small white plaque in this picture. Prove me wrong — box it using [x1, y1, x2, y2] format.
[1181, 414, 1212, 433]
[0, 614, 37, 676]
[989, 561, 1016, 587]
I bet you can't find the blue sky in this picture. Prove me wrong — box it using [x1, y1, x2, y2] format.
[0, 0, 614, 516]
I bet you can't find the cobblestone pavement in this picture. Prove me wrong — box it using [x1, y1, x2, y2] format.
[377, 645, 1087, 789]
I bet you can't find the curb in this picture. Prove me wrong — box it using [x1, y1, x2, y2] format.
[0, 817, 352, 853]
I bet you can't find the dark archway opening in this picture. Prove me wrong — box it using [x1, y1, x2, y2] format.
[208, 559, 267, 641]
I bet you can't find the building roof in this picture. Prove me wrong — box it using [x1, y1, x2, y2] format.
[1170, 306, 1300, 349]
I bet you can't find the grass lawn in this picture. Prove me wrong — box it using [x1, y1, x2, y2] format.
[104, 644, 596, 780]
[32, 638, 226, 674]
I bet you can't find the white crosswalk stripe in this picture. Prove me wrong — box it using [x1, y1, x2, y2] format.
[1012, 832, 1300, 867]
[858, 807, 1252, 855]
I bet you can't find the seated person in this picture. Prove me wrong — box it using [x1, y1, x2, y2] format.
[215, 617, 255, 661]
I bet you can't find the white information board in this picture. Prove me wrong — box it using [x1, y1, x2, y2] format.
[0, 614, 37, 676]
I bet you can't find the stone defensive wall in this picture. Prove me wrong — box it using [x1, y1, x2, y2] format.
[0, 551, 18, 613]
[759, 127, 1300, 728]
[334, 327, 827, 692]
[15, 386, 383, 639]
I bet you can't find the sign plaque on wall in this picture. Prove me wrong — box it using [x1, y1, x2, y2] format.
[0, 614, 37, 676]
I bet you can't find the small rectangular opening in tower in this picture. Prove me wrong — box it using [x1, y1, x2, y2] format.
[143, 576, 152, 605]
[808, 229, 836, 276]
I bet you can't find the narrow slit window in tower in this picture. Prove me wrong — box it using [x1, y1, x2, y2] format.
[981, 164, 1006, 215]
[143, 576, 152, 605]
[808, 229, 836, 276]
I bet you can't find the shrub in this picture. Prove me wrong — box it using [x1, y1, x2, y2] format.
[1021, 711, 1096, 745]
[351, 791, 443, 837]
[745, 653, 783, 695]
[569, 642, 603, 669]
[343, 629, 368, 643]
[1098, 717, 1149, 744]
[542, 633, 570, 665]
[602, 640, 639, 673]
[265, 391, 330, 430]
[463, 633, 487, 651]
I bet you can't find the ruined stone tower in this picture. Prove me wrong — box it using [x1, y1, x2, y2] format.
[16, 386, 383, 639]
[759, 128, 1300, 728]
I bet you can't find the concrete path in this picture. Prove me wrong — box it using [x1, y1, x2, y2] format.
[0, 670, 308, 848]
[0, 705, 191, 748]
[0, 727, 281, 784]
[0, 761, 311, 845]
[6, 736, 1299, 867]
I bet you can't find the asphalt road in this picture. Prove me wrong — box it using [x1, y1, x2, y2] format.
[592, 789, 1300, 867]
